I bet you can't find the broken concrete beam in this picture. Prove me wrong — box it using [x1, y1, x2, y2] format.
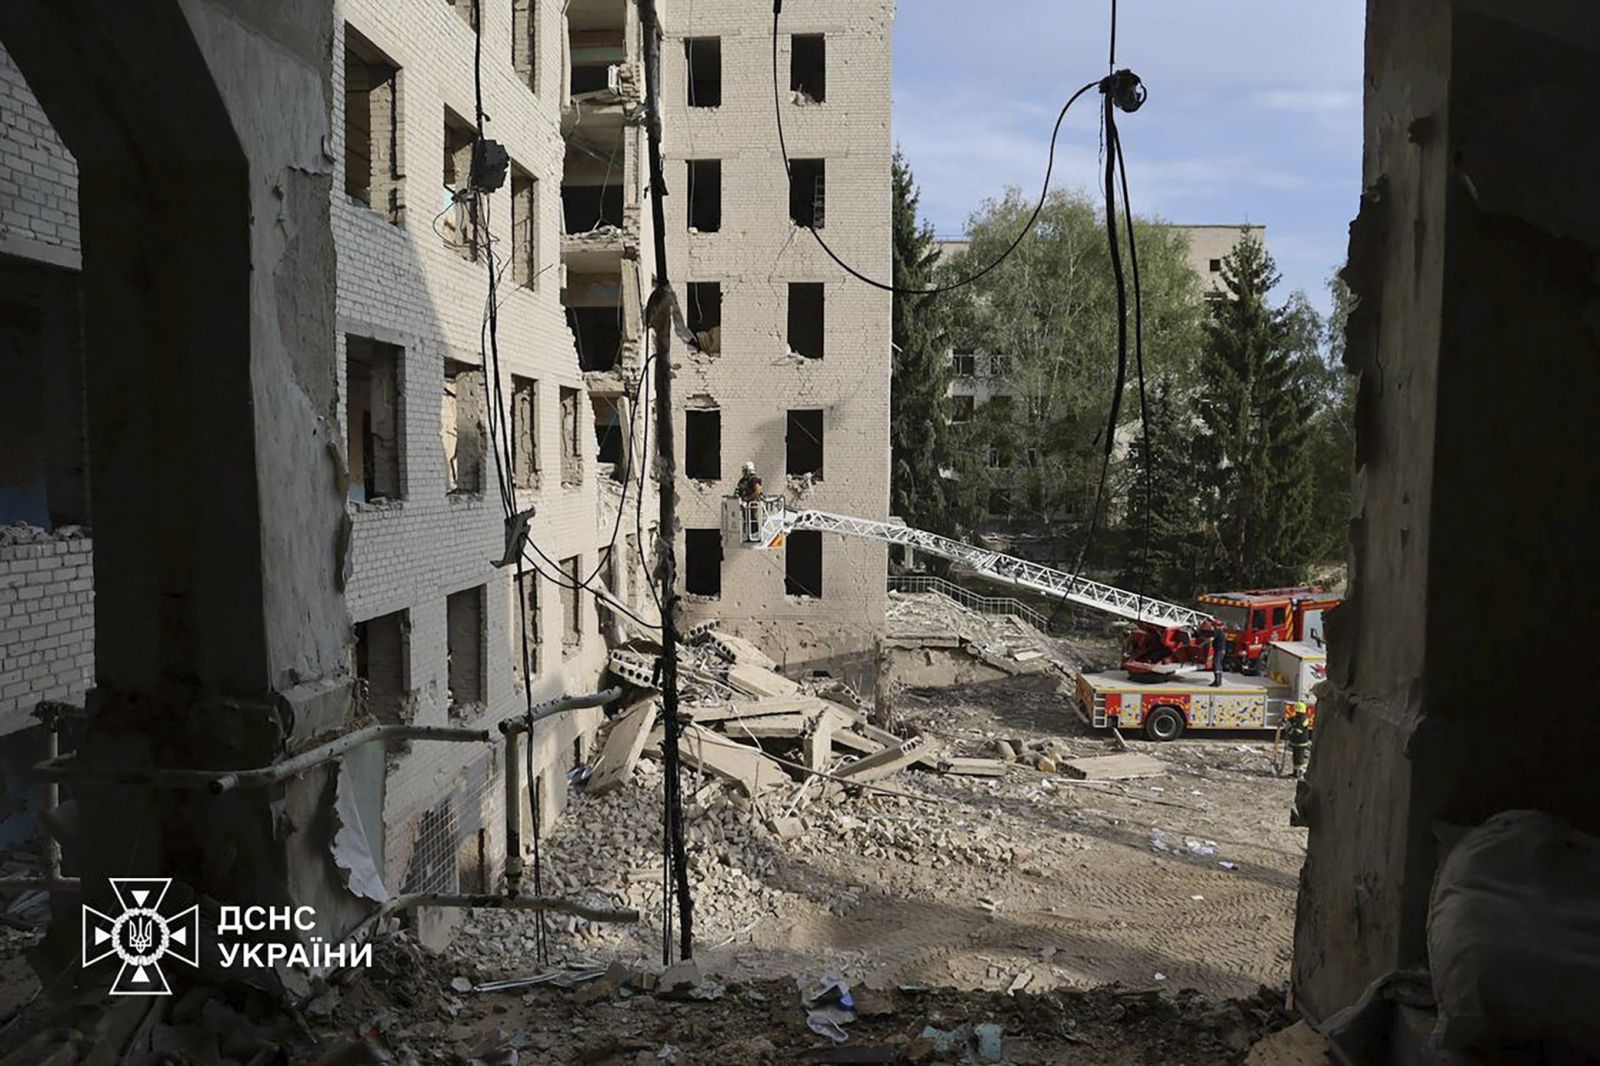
[609, 650, 657, 689]
[705, 630, 778, 671]
[723, 713, 810, 739]
[934, 756, 1007, 777]
[679, 726, 789, 797]
[806, 707, 849, 773]
[835, 735, 927, 786]
[830, 728, 881, 756]
[1063, 753, 1167, 781]
[688, 695, 830, 724]
[587, 697, 659, 793]
[727, 663, 801, 699]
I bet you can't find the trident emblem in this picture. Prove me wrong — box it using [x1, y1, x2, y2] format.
[82, 879, 199, 996]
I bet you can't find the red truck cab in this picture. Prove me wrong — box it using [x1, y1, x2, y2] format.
[1195, 587, 1339, 674]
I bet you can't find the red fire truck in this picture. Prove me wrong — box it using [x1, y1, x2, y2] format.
[1194, 588, 1339, 674]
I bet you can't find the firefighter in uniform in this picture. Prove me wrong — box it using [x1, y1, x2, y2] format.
[1282, 699, 1312, 779]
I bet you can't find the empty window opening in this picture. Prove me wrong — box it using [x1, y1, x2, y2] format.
[355, 610, 409, 724]
[989, 354, 1011, 377]
[790, 34, 825, 103]
[570, 29, 624, 96]
[592, 395, 624, 467]
[787, 283, 824, 359]
[345, 336, 404, 502]
[685, 529, 722, 597]
[344, 28, 403, 223]
[568, 306, 622, 371]
[686, 282, 721, 353]
[511, 375, 539, 489]
[687, 159, 721, 232]
[950, 395, 975, 424]
[512, 571, 541, 682]
[512, 166, 539, 287]
[685, 37, 721, 107]
[442, 109, 479, 260]
[951, 352, 976, 377]
[1209, 258, 1222, 273]
[789, 158, 825, 229]
[442, 359, 486, 494]
[785, 530, 822, 598]
[562, 182, 623, 233]
[684, 409, 721, 481]
[446, 586, 486, 711]
[559, 386, 583, 485]
[560, 555, 582, 654]
[988, 490, 1011, 516]
[445, 0, 478, 32]
[0, 261, 88, 530]
[786, 409, 824, 479]
[512, 0, 537, 92]
[988, 395, 1014, 419]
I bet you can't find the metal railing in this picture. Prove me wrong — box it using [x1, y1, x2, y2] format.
[888, 574, 1072, 636]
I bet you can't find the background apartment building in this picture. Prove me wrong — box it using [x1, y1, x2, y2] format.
[660, 1, 895, 691]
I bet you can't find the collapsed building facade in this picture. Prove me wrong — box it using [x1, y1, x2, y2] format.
[0, 0, 893, 959]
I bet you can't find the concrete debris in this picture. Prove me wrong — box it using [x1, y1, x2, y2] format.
[1063, 752, 1168, 781]
[586, 695, 658, 794]
[726, 662, 801, 699]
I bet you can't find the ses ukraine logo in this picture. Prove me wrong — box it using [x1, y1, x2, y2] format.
[82, 878, 199, 996]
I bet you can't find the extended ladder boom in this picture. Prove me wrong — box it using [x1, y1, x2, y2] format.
[751, 501, 1212, 631]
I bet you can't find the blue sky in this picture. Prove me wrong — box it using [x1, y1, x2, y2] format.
[891, 2, 1365, 315]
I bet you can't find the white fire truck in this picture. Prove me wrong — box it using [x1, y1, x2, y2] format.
[1074, 640, 1328, 741]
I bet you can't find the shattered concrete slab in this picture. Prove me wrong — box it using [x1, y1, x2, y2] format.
[588, 696, 659, 794]
[728, 663, 802, 699]
[1063, 753, 1167, 781]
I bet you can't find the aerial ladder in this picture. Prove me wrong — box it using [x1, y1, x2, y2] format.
[731, 496, 1221, 673]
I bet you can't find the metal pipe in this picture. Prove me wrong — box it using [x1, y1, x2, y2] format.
[504, 728, 523, 892]
[32, 724, 491, 793]
[496, 687, 625, 737]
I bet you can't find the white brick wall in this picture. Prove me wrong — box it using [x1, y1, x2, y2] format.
[0, 536, 93, 733]
[331, 0, 646, 884]
[0, 44, 80, 264]
[660, 1, 894, 668]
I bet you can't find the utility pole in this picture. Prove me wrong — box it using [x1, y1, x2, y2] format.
[637, 0, 693, 962]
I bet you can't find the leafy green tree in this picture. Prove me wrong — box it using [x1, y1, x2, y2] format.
[940, 188, 1205, 567]
[889, 150, 974, 537]
[1193, 235, 1322, 587]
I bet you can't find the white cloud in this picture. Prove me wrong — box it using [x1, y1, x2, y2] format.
[1251, 89, 1360, 115]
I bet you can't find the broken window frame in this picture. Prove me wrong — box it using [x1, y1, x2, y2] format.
[951, 352, 976, 377]
[442, 108, 480, 261]
[787, 282, 825, 360]
[785, 408, 824, 480]
[790, 34, 825, 104]
[784, 529, 823, 599]
[685, 36, 721, 108]
[343, 27, 404, 225]
[788, 158, 825, 229]
[684, 408, 722, 482]
[686, 281, 721, 353]
[560, 554, 583, 655]
[345, 335, 405, 503]
[511, 374, 539, 490]
[442, 357, 487, 496]
[511, 164, 539, 288]
[354, 609, 410, 724]
[687, 159, 722, 233]
[446, 585, 487, 713]
[684, 528, 723, 598]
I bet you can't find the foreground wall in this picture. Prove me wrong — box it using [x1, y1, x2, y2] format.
[1293, 0, 1600, 1018]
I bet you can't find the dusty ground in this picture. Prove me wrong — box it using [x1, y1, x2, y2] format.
[459, 672, 1307, 1005]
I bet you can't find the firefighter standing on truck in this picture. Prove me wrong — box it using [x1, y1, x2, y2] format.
[1283, 699, 1312, 779]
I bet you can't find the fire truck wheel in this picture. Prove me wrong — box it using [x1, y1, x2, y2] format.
[1143, 706, 1186, 742]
